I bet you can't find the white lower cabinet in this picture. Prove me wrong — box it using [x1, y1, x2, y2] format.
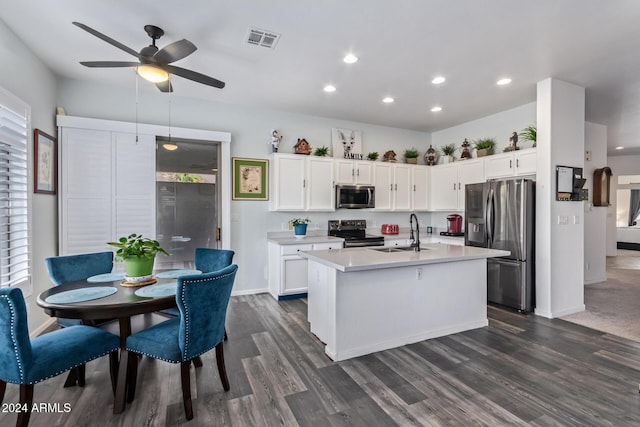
[268, 241, 342, 299]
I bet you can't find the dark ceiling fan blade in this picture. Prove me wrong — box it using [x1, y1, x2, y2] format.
[163, 64, 225, 89]
[73, 22, 141, 59]
[79, 61, 140, 68]
[153, 39, 197, 64]
[156, 80, 173, 93]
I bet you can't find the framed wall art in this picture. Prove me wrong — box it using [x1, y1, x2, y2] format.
[232, 157, 268, 200]
[332, 128, 363, 160]
[34, 129, 57, 194]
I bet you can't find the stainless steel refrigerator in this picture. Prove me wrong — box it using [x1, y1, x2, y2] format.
[465, 179, 535, 312]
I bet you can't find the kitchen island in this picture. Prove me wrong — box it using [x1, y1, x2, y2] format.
[301, 243, 509, 361]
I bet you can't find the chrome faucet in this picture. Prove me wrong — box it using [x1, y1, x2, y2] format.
[409, 213, 420, 252]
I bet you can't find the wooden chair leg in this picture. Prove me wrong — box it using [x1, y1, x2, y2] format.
[0, 380, 6, 403]
[215, 342, 230, 391]
[192, 357, 203, 368]
[63, 367, 78, 387]
[180, 361, 193, 420]
[126, 351, 139, 404]
[17, 384, 34, 427]
[77, 364, 86, 387]
[109, 351, 119, 396]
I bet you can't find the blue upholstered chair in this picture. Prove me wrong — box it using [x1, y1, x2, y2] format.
[161, 248, 234, 342]
[0, 288, 120, 427]
[45, 251, 114, 287]
[124, 264, 237, 420]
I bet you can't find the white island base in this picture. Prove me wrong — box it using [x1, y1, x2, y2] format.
[305, 245, 507, 361]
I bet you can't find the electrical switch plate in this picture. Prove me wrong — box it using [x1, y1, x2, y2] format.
[574, 215, 580, 225]
[585, 150, 592, 161]
[558, 215, 569, 225]
[416, 268, 423, 280]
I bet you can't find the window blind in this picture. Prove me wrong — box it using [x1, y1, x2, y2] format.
[0, 88, 31, 290]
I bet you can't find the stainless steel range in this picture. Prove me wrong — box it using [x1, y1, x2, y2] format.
[328, 220, 385, 248]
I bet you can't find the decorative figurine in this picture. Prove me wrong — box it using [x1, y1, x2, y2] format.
[294, 138, 312, 155]
[509, 131, 518, 150]
[424, 145, 438, 166]
[270, 129, 283, 152]
[383, 150, 397, 162]
[460, 138, 472, 159]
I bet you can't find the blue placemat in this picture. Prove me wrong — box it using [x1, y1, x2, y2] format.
[134, 282, 178, 298]
[87, 272, 126, 283]
[46, 287, 118, 304]
[155, 269, 202, 279]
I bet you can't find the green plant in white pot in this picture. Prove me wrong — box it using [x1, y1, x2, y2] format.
[107, 233, 169, 278]
[290, 218, 310, 239]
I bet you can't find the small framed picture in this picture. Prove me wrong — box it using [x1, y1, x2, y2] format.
[232, 157, 268, 200]
[34, 129, 57, 194]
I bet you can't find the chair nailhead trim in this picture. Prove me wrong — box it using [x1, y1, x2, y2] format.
[1, 295, 25, 382]
[181, 271, 234, 359]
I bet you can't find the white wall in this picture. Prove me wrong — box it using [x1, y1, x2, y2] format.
[0, 19, 59, 332]
[431, 102, 537, 154]
[536, 78, 585, 318]
[57, 78, 431, 295]
[583, 122, 607, 284]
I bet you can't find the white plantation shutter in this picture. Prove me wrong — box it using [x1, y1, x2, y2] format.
[0, 88, 31, 291]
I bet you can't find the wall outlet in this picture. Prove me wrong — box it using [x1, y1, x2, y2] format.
[573, 215, 580, 225]
[416, 267, 423, 280]
[558, 215, 569, 225]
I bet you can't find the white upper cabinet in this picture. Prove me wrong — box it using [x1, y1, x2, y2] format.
[457, 159, 485, 211]
[429, 159, 484, 211]
[335, 159, 373, 184]
[411, 165, 429, 211]
[373, 163, 411, 211]
[484, 148, 537, 179]
[270, 154, 334, 211]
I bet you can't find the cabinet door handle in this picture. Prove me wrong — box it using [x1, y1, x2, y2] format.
[458, 182, 461, 190]
[453, 183, 456, 191]
[395, 183, 398, 191]
[352, 168, 355, 177]
[303, 179, 306, 188]
[357, 169, 360, 176]
[390, 184, 393, 191]
[516, 159, 520, 168]
[413, 184, 416, 191]
[510, 159, 513, 169]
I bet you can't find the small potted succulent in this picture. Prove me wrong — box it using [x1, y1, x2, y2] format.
[107, 233, 169, 278]
[313, 145, 330, 156]
[367, 151, 379, 161]
[290, 217, 311, 239]
[440, 143, 457, 163]
[519, 124, 537, 148]
[403, 147, 419, 164]
[474, 138, 497, 157]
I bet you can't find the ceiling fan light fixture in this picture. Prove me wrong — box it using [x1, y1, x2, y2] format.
[137, 64, 169, 83]
[163, 143, 178, 151]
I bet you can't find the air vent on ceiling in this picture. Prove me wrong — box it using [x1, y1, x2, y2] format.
[246, 27, 280, 49]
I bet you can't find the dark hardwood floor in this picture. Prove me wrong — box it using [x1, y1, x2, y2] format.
[4, 294, 640, 426]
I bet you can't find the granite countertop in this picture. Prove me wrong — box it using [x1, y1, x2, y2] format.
[299, 243, 509, 272]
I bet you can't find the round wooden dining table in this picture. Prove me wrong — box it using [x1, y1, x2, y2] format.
[37, 272, 185, 414]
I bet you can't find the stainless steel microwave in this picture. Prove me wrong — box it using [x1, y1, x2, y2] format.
[335, 184, 375, 209]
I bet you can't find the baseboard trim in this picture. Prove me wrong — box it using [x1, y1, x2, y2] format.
[31, 317, 56, 337]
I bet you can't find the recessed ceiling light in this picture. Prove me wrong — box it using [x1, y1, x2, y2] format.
[382, 97, 394, 103]
[324, 85, 336, 92]
[431, 106, 442, 112]
[343, 54, 358, 64]
[616, 146, 624, 150]
[496, 78, 512, 85]
[431, 76, 446, 85]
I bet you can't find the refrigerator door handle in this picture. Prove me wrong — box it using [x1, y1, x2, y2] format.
[486, 187, 494, 246]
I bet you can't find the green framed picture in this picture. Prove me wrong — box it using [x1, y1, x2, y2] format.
[232, 157, 269, 200]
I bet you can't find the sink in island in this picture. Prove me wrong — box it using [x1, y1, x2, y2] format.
[300, 243, 510, 361]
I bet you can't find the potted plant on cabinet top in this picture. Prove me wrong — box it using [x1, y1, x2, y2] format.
[367, 151, 379, 161]
[107, 233, 169, 279]
[290, 217, 311, 239]
[440, 143, 456, 163]
[518, 124, 537, 148]
[313, 145, 330, 156]
[404, 147, 419, 164]
[474, 138, 496, 157]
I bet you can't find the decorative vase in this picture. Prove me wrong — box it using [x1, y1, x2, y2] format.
[124, 256, 155, 277]
[406, 157, 418, 164]
[294, 224, 308, 238]
[441, 155, 454, 164]
[476, 148, 494, 157]
[424, 145, 438, 166]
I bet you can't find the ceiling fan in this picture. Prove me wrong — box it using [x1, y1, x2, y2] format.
[73, 22, 225, 92]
